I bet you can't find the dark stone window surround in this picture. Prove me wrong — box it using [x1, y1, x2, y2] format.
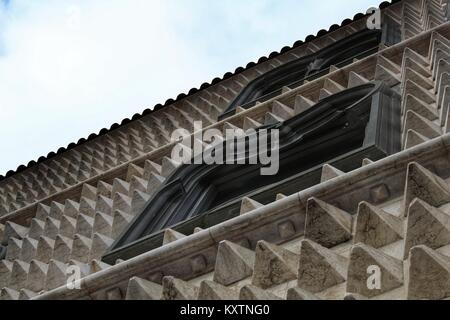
[103, 81, 401, 264]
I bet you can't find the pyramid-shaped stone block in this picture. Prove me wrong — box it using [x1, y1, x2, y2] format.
[354, 202, 403, 248]
[297, 240, 348, 293]
[252, 240, 298, 289]
[305, 198, 353, 248]
[405, 198, 450, 258]
[125, 277, 162, 300]
[161, 276, 198, 300]
[347, 243, 403, 298]
[213, 240, 255, 286]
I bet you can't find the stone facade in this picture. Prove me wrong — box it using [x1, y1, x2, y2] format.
[1, 0, 450, 300]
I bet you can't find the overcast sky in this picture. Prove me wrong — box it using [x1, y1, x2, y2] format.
[0, 0, 378, 176]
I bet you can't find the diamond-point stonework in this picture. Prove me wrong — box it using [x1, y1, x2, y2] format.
[1, 0, 450, 302]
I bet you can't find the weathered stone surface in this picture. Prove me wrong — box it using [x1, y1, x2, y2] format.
[239, 285, 282, 300]
[70, 234, 92, 263]
[272, 101, 294, 120]
[243, 117, 262, 131]
[131, 190, 151, 215]
[240, 197, 263, 215]
[59, 215, 77, 238]
[276, 194, 287, 201]
[125, 277, 162, 300]
[0, 288, 19, 301]
[321, 164, 344, 183]
[318, 88, 332, 100]
[213, 240, 255, 286]
[348, 71, 369, 88]
[252, 241, 298, 289]
[405, 198, 450, 258]
[112, 192, 132, 214]
[64, 199, 80, 219]
[324, 78, 345, 93]
[111, 210, 133, 239]
[75, 213, 94, 238]
[198, 280, 238, 300]
[407, 245, 450, 300]
[9, 260, 30, 290]
[403, 80, 435, 104]
[35, 204, 50, 221]
[297, 240, 347, 293]
[1, 0, 450, 303]
[27, 260, 48, 293]
[20, 237, 38, 263]
[163, 229, 186, 245]
[6, 237, 22, 260]
[127, 163, 144, 181]
[265, 112, 284, 125]
[2, 221, 28, 245]
[19, 289, 37, 300]
[354, 202, 403, 248]
[0, 260, 13, 289]
[375, 63, 400, 86]
[28, 219, 45, 240]
[43, 217, 60, 240]
[344, 293, 368, 300]
[93, 211, 113, 237]
[80, 197, 96, 218]
[95, 196, 113, 216]
[146, 172, 165, 196]
[53, 235, 73, 263]
[405, 129, 429, 149]
[36, 236, 55, 264]
[286, 287, 321, 300]
[403, 67, 433, 91]
[81, 184, 97, 201]
[97, 181, 113, 198]
[161, 157, 181, 178]
[162, 276, 198, 300]
[144, 160, 162, 179]
[49, 202, 64, 220]
[112, 179, 130, 197]
[404, 162, 450, 216]
[403, 110, 441, 140]
[89, 233, 114, 260]
[89, 260, 111, 274]
[68, 260, 90, 280]
[294, 95, 314, 114]
[45, 260, 67, 291]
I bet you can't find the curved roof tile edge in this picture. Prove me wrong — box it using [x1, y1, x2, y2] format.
[0, 0, 400, 182]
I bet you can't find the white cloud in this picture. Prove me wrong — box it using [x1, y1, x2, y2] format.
[0, 0, 378, 175]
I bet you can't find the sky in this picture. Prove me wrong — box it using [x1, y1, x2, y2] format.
[0, 0, 379, 176]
